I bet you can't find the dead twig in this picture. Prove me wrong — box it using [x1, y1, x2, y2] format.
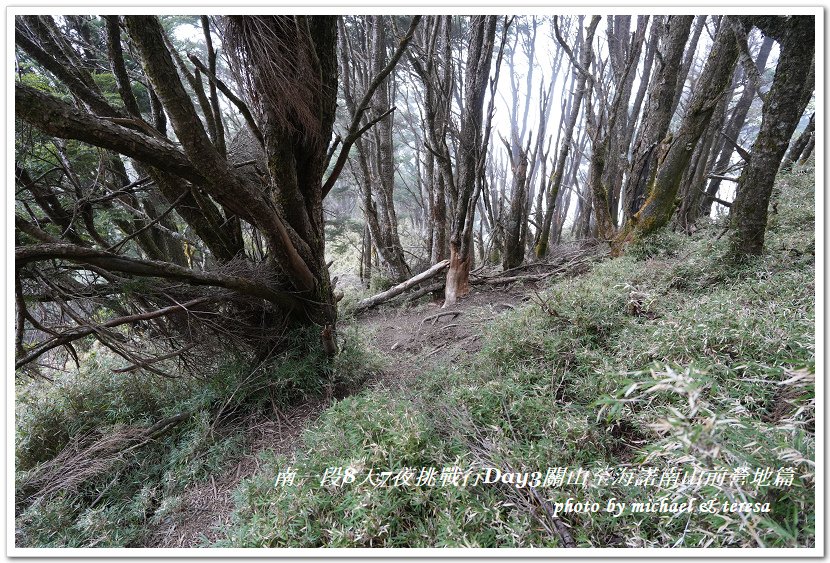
[421, 310, 462, 326]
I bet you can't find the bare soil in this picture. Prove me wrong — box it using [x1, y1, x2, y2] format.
[140, 401, 326, 547]
[358, 281, 537, 392]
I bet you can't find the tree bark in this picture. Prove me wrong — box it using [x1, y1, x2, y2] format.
[781, 112, 815, 171]
[700, 35, 775, 216]
[502, 147, 531, 269]
[622, 16, 694, 222]
[675, 67, 735, 231]
[443, 16, 499, 307]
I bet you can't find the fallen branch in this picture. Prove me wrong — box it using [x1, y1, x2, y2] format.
[354, 259, 449, 312]
[421, 310, 462, 326]
[475, 259, 591, 286]
[403, 281, 445, 303]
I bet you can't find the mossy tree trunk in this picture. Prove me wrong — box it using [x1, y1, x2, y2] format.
[730, 16, 815, 257]
[614, 17, 740, 251]
[676, 73, 734, 231]
[621, 16, 694, 222]
[502, 147, 530, 269]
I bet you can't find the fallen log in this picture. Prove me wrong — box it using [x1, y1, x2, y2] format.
[354, 259, 449, 312]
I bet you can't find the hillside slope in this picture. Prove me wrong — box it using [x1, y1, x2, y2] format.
[215, 164, 816, 548]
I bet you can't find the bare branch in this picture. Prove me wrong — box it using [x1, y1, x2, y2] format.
[729, 18, 768, 105]
[553, 15, 601, 83]
[16, 243, 302, 310]
[322, 15, 422, 197]
[188, 53, 264, 147]
[16, 297, 212, 370]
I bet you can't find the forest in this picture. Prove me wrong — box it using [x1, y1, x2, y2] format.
[13, 13, 817, 550]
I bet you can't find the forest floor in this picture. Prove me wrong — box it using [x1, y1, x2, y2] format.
[142, 246, 599, 547]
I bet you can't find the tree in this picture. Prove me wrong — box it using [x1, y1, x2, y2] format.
[409, 16, 455, 265]
[621, 16, 694, 222]
[535, 16, 599, 256]
[502, 17, 546, 270]
[698, 34, 775, 217]
[781, 112, 815, 171]
[443, 16, 499, 307]
[15, 15, 346, 373]
[615, 16, 739, 249]
[583, 15, 647, 241]
[603, 16, 649, 228]
[337, 16, 414, 282]
[729, 16, 815, 256]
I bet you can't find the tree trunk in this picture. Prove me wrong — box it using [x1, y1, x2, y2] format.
[409, 16, 454, 267]
[536, 16, 599, 257]
[443, 16, 499, 307]
[669, 15, 707, 120]
[605, 16, 648, 228]
[338, 17, 411, 282]
[730, 16, 815, 256]
[781, 112, 815, 171]
[700, 35, 775, 216]
[585, 15, 646, 242]
[502, 148, 530, 269]
[622, 16, 694, 222]
[354, 259, 449, 312]
[675, 70, 734, 231]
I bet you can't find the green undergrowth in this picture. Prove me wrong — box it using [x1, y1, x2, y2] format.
[217, 164, 815, 548]
[15, 325, 376, 547]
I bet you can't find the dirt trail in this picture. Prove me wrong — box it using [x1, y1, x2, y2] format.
[140, 400, 327, 547]
[358, 282, 534, 391]
[141, 244, 599, 547]
[141, 284, 531, 547]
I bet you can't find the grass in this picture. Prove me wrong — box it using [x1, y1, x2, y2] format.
[15, 162, 816, 548]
